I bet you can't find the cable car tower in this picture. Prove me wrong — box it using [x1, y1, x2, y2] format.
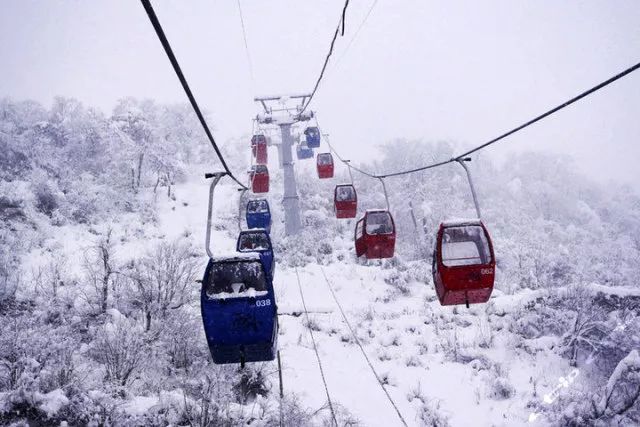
[254, 94, 314, 235]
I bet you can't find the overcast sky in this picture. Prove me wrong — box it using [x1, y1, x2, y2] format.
[2, 1, 639, 187]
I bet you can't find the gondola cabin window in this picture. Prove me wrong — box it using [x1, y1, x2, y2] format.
[366, 211, 394, 235]
[247, 200, 268, 213]
[206, 261, 267, 297]
[355, 219, 364, 239]
[238, 232, 271, 251]
[317, 153, 333, 165]
[336, 186, 355, 201]
[441, 225, 492, 267]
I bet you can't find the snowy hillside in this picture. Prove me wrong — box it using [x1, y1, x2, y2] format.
[1, 98, 639, 426]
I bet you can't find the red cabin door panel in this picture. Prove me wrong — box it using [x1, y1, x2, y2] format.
[252, 174, 269, 193]
[256, 145, 268, 165]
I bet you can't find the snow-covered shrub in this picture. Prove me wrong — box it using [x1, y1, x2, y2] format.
[30, 170, 61, 218]
[90, 319, 146, 386]
[417, 397, 450, 427]
[267, 395, 313, 426]
[593, 350, 640, 422]
[82, 228, 119, 315]
[124, 239, 198, 331]
[552, 350, 640, 426]
[489, 376, 515, 400]
[303, 316, 322, 332]
[440, 330, 468, 363]
[233, 365, 269, 404]
[0, 243, 19, 306]
[405, 354, 422, 367]
[474, 317, 494, 349]
[162, 311, 207, 372]
[178, 369, 239, 426]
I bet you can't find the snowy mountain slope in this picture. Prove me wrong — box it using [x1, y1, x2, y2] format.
[2, 99, 639, 425]
[121, 175, 580, 426]
[3, 162, 638, 426]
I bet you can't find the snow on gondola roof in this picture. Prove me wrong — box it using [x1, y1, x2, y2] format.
[441, 218, 482, 227]
[239, 228, 269, 233]
[210, 251, 261, 263]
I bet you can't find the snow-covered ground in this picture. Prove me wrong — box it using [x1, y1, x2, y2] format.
[140, 175, 576, 426]
[5, 142, 640, 426]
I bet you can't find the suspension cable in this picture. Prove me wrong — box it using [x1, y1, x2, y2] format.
[318, 266, 409, 427]
[294, 268, 338, 426]
[318, 60, 640, 179]
[319, 128, 377, 179]
[299, 0, 351, 116]
[140, 0, 248, 189]
[236, 0, 255, 88]
[334, 0, 379, 68]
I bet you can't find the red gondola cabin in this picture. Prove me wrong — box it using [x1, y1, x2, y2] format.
[316, 153, 334, 179]
[432, 219, 495, 307]
[355, 210, 396, 259]
[251, 134, 268, 165]
[334, 184, 357, 219]
[250, 165, 269, 194]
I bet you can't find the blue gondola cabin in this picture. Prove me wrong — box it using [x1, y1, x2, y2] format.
[236, 229, 275, 279]
[246, 199, 271, 233]
[201, 253, 278, 366]
[296, 143, 314, 160]
[304, 126, 321, 148]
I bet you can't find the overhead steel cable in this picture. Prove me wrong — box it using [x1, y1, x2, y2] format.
[334, 0, 379, 68]
[318, 266, 409, 427]
[452, 61, 640, 161]
[299, 0, 351, 116]
[320, 130, 377, 179]
[319, 60, 640, 179]
[140, 0, 248, 189]
[236, 0, 255, 87]
[294, 268, 338, 427]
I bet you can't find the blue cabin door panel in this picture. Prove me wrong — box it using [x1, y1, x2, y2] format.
[201, 294, 276, 346]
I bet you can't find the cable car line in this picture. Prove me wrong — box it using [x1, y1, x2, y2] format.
[139, 0, 248, 190]
[299, 0, 351, 117]
[236, 0, 255, 88]
[317, 60, 640, 180]
[334, 0, 379, 68]
[452, 60, 640, 162]
[320, 131, 377, 179]
[318, 266, 410, 427]
[294, 268, 339, 426]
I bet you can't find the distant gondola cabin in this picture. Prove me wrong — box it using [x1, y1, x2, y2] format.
[334, 184, 357, 218]
[251, 134, 268, 165]
[304, 126, 321, 148]
[316, 153, 334, 179]
[236, 229, 275, 279]
[355, 210, 396, 259]
[246, 199, 271, 233]
[250, 165, 269, 193]
[296, 143, 314, 160]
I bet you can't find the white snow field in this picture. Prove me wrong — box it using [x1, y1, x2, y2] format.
[141, 175, 573, 426]
[5, 143, 639, 426]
